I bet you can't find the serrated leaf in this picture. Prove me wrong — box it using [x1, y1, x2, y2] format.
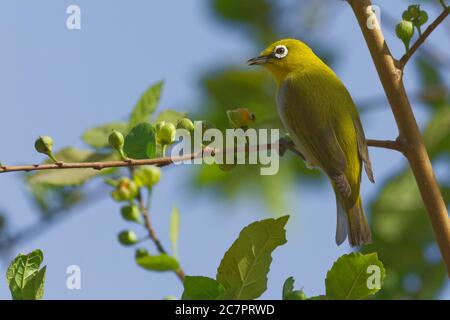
[182, 276, 225, 300]
[82, 122, 128, 149]
[123, 123, 156, 159]
[170, 207, 180, 259]
[216, 215, 289, 299]
[27, 148, 117, 186]
[154, 109, 187, 125]
[6, 249, 46, 300]
[129, 81, 164, 129]
[136, 253, 179, 272]
[325, 252, 385, 300]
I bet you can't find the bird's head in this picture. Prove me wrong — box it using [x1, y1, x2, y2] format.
[247, 39, 315, 84]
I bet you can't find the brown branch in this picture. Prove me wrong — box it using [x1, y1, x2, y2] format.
[399, 7, 450, 68]
[366, 139, 402, 152]
[0, 138, 401, 174]
[349, 0, 450, 277]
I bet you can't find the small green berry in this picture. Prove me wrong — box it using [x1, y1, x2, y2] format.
[155, 121, 166, 134]
[108, 130, 124, 150]
[118, 230, 138, 246]
[227, 108, 256, 129]
[34, 136, 58, 162]
[407, 5, 420, 19]
[121, 204, 141, 223]
[34, 136, 53, 154]
[135, 247, 149, 259]
[111, 177, 138, 202]
[402, 10, 412, 21]
[176, 118, 195, 133]
[157, 122, 176, 145]
[286, 290, 307, 300]
[134, 166, 161, 188]
[396, 20, 414, 51]
[418, 10, 428, 26]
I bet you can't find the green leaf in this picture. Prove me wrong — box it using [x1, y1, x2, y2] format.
[23, 266, 46, 300]
[136, 253, 179, 272]
[154, 109, 187, 125]
[182, 276, 225, 300]
[82, 122, 128, 149]
[6, 249, 46, 300]
[123, 123, 156, 159]
[216, 215, 289, 299]
[27, 148, 117, 186]
[170, 207, 180, 258]
[325, 252, 385, 300]
[129, 81, 164, 129]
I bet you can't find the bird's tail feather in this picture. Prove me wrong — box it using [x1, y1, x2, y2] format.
[335, 196, 372, 247]
[335, 198, 348, 245]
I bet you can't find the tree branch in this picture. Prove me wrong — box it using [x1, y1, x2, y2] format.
[134, 185, 186, 282]
[349, 0, 450, 277]
[399, 7, 450, 68]
[366, 139, 402, 152]
[0, 138, 401, 174]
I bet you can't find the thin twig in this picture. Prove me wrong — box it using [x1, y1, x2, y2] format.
[366, 139, 402, 152]
[399, 7, 450, 68]
[134, 186, 186, 282]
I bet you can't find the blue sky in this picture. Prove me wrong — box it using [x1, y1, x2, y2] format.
[0, 0, 448, 299]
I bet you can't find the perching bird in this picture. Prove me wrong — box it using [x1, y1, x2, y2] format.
[248, 39, 374, 246]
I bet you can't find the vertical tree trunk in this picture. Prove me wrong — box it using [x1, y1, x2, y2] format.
[349, 0, 450, 277]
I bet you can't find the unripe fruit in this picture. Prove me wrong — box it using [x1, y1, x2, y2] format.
[34, 136, 58, 162]
[402, 10, 412, 21]
[118, 230, 138, 246]
[396, 21, 414, 50]
[156, 122, 176, 145]
[111, 177, 138, 201]
[34, 136, 53, 154]
[227, 108, 256, 129]
[176, 118, 195, 133]
[286, 290, 307, 300]
[407, 5, 420, 19]
[134, 166, 161, 188]
[135, 247, 149, 259]
[108, 130, 124, 150]
[155, 121, 166, 134]
[418, 10, 428, 26]
[121, 204, 141, 223]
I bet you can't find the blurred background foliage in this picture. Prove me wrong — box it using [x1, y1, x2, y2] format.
[0, 0, 449, 299]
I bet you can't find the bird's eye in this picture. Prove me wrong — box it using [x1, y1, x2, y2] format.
[274, 45, 288, 59]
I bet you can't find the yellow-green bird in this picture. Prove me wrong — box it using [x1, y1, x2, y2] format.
[248, 39, 374, 246]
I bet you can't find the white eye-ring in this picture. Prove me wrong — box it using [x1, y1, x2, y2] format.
[274, 45, 288, 59]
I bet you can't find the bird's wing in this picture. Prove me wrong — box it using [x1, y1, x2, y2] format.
[282, 104, 351, 197]
[279, 74, 352, 197]
[353, 116, 375, 183]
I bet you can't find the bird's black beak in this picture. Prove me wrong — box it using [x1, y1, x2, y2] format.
[247, 55, 271, 66]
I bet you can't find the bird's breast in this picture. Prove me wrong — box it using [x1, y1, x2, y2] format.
[276, 83, 320, 169]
